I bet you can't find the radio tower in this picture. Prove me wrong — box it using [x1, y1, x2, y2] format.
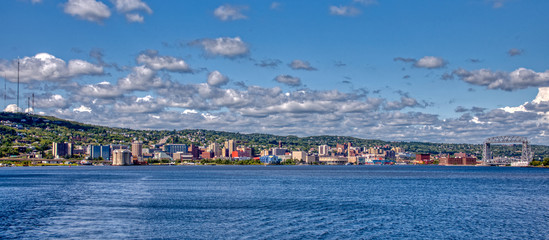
[32, 93, 34, 114]
[3, 75, 6, 112]
[17, 59, 20, 113]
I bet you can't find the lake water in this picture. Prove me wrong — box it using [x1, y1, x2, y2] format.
[0, 165, 548, 239]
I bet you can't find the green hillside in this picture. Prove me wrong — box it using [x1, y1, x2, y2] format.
[1, 112, 548, 160]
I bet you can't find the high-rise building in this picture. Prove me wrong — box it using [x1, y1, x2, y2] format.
[164, 144, 187, 156]
[132, 141, 143, 160]
[271, 148, 287, 156]
[292, 151, 307, 161]
[53, 142, 73, 159]
[319, 145, 329, 156]
[113, 149, 132, 165]
[88, 145, 111, 160]
[208, 142, 221, 157]
[189, 144, 200, 160]
[225, 140, 236, 158]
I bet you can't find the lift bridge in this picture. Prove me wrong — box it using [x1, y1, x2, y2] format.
[482, 136, 532, 166]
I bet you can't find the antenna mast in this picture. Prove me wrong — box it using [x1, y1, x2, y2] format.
[17, 59, 20, 113]
[3, 75, 5, 112]
[32, 93, 34, 114]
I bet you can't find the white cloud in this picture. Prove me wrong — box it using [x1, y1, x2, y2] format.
[275, 75, 301, 87]
[113, 0, 152, 13]
[136, 50, 192, 72]
[289, 60, 317, 71]
[453, 68, 549, 91]
[73, 105, 92, 113]
[112, 0, 152, 23]
[3, 104, 22, 113]
[207, 71, 229, 86]
[35, 94, 71, 109]
[193, 37, 249, 58]
[125, 13, 144, 23]
[64, 0, 111, 23]
[413, 56, 447, 69]
[329, 5, 361, 16]
[136, 95, 153, 102]
[214, 4, 248, 21]
[79, 82, 124, 99]
[0, 53, 103, 83]
[117, 65, 163, 91]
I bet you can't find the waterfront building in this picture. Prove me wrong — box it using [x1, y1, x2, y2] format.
[439, 155, 477, 166]
[189, 144, 200, 160]
[272, 148, 287, 156]
[202, 151, 213, 159]
[132, 141, 143, 160]
[208, 142, 222, 157]
[292, 151, 307, 162]
[88, 145, 111, 160]
[163, 144, 187, 156]
[260, 149, 271, 156]
[112, 149, 132, 165]
[260, 155, 280, 165]
[319, 145, 329, 156]
[305, 155, 318, 164]
[173, 152, 193, 162]
[415, 154, 432, 164]
[319, 156, 348, 165]
[52, 142, 73, 159]
[225, 140, 236, 158]
[153, 151, 172, 161]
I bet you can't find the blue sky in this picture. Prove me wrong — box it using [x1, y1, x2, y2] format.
[1, 0, 549, 144]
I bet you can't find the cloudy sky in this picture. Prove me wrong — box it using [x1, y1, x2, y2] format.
[1, 0, 549, 144]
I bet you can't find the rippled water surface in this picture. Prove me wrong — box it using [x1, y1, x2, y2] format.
[1, 165, 548, 239]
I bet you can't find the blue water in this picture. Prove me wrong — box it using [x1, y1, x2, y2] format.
[1, 166, 548, 239]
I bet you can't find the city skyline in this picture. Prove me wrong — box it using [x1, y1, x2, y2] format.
[1, 0, 549, 144]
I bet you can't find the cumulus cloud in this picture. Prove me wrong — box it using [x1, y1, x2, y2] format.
[214, 4, 248, 21]
[275, 75, 301, 87]
[192, 37, 249, 58]
[329, 5, 361, 16]
[31, 78, 549, 144]
[112, 0, 152, 23]
[0, 53, 103, 83]
[384, 96, 425, 111]
[508, 48, 523, 57]
[414, 56, 447, 69]
[207, 71, 229, 86]
[289, 60, 317, 71]
[4, 104, 22, 113]
[79, 82, 124, 99]
[453, 67, 549, 91]
[34, 94, 71, 109]
[63, 0, 111, 23]
[394, 56, 447, 69]
[136, 50, 192, 72]
[117, 65, 165, 91]
[73, 105, 92, 113]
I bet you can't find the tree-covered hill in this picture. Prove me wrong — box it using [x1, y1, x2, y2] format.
[1, 112, 548, 160]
